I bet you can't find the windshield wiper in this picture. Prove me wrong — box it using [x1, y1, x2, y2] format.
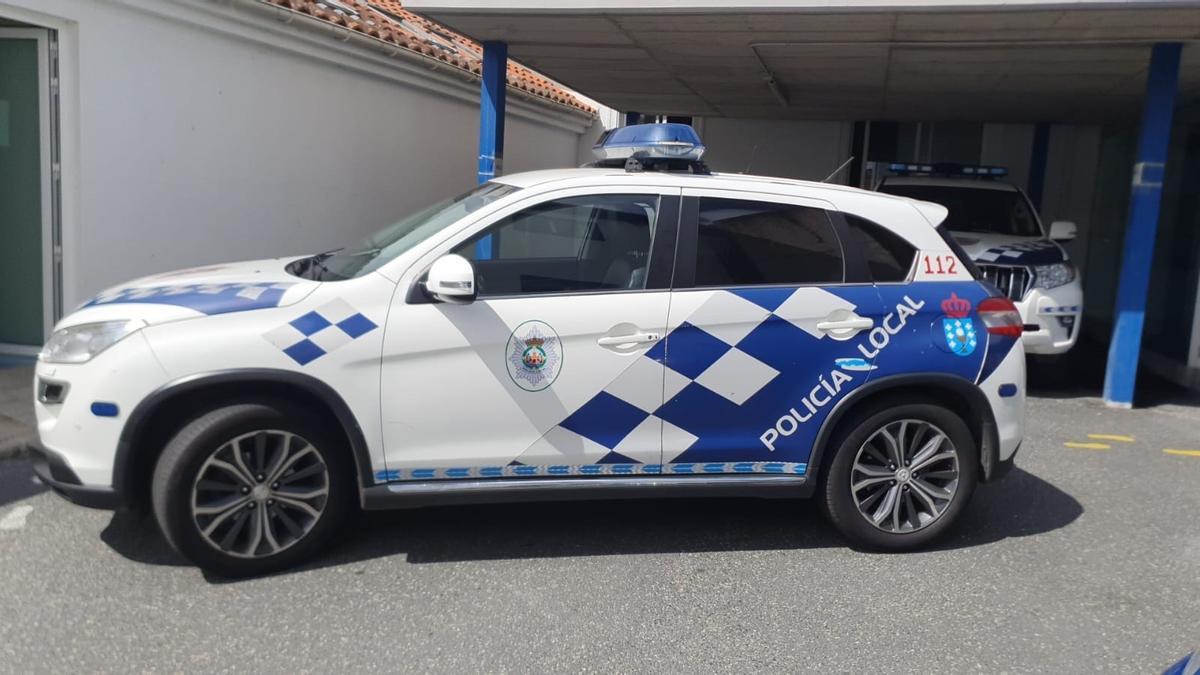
[294, 248, 342, 281]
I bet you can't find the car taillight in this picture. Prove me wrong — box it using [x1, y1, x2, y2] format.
[978, 297, 1023, 338]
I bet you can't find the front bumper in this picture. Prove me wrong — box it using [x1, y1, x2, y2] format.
[34, 331, 169, 488]
[1016, 283, 1083, 355]
[30, 443, 124, 510]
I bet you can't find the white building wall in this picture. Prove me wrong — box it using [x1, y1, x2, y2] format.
[0, 0, 595, 313]
[697, 117, 854, 182]
[980, 123, 1036, 191]
[1040, 124, 1101, 273]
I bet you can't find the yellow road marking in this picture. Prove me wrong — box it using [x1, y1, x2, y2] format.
[1163, 449, 1200, 458]
[1064, 442, 1110, 450]
[1087, 434, 1135, 443]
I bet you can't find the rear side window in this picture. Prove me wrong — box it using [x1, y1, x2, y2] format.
[844, 214, 916, 282]
[693, 197, 843, 286]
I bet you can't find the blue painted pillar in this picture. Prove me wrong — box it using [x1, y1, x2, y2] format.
[475, 41, 507, 260]
[1103, 42, 1182, 407]
[1027, 122, 1050, 210]
[477, 41, 507, 184]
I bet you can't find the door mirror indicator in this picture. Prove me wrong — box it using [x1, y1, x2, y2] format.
[1048, 220, 1077, 242]
[424, 254, 476, 304]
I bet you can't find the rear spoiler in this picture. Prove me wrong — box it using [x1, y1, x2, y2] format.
[909, 200, 948, 228]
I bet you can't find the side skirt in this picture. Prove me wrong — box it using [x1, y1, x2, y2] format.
[361, 474, 812, 510]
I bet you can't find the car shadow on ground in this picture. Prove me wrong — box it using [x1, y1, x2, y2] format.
[97, 466, 1083, 581]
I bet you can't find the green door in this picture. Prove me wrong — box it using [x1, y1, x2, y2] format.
[0, 34, 45, 346]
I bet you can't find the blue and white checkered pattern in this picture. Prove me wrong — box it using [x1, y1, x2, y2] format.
[511, 287, 858, 470]
[85, 282, 294, 315]
[264, 298, 377, 365]
[375, 461, 807, 483]
[974, 240, 1063, 265]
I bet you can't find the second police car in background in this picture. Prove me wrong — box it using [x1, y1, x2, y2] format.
[877, 164, 1083, 355]
[31, 124, 1027, 576]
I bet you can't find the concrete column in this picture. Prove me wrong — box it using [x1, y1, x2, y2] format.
[1103, 43, 1183, 407]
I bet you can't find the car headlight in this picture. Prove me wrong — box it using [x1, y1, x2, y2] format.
[1033, 263, 1076, 290]
[38, 320, 146, 364]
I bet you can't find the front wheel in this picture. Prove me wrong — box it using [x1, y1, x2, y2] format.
[151, 402, 353, 577]
[820, 402, 978, 551]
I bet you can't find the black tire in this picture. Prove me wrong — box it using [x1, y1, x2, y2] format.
[819, 401, 978, 552]
[151, 402, 354, 577]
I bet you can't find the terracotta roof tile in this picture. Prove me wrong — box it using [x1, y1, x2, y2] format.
[259, 0, 596, 114]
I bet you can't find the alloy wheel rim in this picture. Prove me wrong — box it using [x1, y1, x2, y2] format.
[850, 419, 959, 534]
[191, 430, 329, 559]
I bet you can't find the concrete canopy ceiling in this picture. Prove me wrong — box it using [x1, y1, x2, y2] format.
[406, 1, 1200, 122]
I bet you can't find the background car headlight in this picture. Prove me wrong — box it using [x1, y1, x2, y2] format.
[39, 320, 146, 364]
[1033, 263, 1076, 290]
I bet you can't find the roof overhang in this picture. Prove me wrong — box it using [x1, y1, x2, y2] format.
[406, 0, 1200, 122]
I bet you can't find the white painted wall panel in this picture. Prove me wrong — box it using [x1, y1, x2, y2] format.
[1, 0, 594, 314]
[697, 117, 854, 182]
[1041, 124, 1101, 271]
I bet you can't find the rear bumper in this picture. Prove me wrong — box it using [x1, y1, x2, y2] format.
[30, 443, 124, 510]
[984, 442, 1019, 483]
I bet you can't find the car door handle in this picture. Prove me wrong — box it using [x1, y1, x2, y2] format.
[815, 316, 874, 333]
[597, 332, 660, 348]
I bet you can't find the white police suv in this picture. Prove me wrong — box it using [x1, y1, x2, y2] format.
[877, 164, 1082, 355]
[33, 125, 1026, 576]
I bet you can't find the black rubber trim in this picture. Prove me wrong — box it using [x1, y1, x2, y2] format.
[989, 442, 1019, 482]
[30, 443, 123, 510]
[807, 373, 1002, 485]
[362, 474, 809, 509]
[672, 196, 700, 289]
[644, 194, 681, 290]
[114, 369, 375, 500]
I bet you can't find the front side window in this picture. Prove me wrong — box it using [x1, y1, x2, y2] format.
[291, 182, 522, 281]
[693, 197, 843, 287]
[454, 194, 660, 297]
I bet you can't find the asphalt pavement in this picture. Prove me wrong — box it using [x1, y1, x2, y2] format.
[1, 374, 1198, 672]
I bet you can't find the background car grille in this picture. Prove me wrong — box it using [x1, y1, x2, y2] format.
[978, 264, 1032, 301]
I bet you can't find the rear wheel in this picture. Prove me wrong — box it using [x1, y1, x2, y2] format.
[820, 402, 977, 551]
[151, 402, 353, 577]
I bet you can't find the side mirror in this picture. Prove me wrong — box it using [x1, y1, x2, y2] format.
[424, 254, 476, 304]
[1049, 220, 1077, 242]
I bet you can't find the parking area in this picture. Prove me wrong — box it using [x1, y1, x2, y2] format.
[1, 361, 1197, 672]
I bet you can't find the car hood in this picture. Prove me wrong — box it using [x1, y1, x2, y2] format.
[947, 232, 1068, 266]
[62, 258, 318, 328]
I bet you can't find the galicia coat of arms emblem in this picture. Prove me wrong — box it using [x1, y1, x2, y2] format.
[940, 293, 977, 357]
[506, 320, 562, 391]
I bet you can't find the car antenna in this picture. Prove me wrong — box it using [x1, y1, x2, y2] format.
[821, 155, 855, 183]
[742, 144, 761, 173]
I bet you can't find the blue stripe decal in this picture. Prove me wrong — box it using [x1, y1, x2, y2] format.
[373, 462, 808, 483]
[84, 282, 294, 316]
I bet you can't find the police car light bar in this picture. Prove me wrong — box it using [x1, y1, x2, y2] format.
[593, 123, 706, 163]
[888, 162, 1008, 178]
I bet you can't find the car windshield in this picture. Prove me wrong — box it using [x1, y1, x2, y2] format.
[879, 183, 1043, 237]
[290, 182, 521, 281]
